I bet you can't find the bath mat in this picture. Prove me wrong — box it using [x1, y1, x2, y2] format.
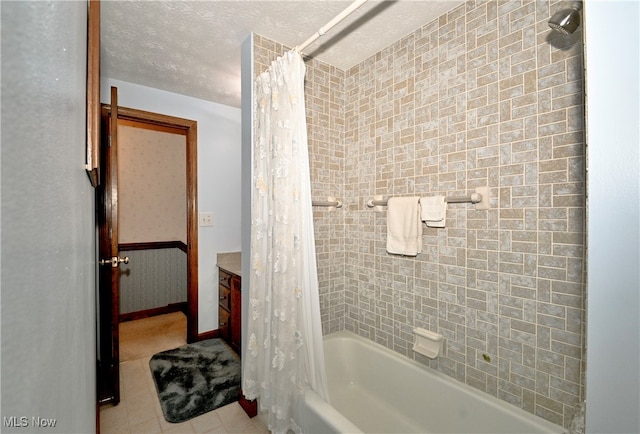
[149, 339, 241, 423]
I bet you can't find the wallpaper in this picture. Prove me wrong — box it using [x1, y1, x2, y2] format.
[118, 124, 187, 243]
[119, 248, 187, 314]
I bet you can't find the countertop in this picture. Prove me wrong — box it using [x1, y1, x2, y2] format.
[217, 252, 241, 277]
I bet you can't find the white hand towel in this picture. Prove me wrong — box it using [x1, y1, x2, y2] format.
[420, 196, 447, 228]
[386, 197, 422, 256]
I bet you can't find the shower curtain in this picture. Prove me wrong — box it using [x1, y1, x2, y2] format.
[243, 50, 329, 434]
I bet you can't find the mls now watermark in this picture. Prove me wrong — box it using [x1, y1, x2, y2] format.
[4, 416, 58, 428]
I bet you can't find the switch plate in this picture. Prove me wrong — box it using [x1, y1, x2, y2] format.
[199, 212, 214, 227]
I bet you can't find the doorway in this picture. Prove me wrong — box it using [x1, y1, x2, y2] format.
[117, 119, 189, 322]
[97, 102, 198, 405]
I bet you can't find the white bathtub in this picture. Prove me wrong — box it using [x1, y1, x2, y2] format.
[295, 331, 564, 434]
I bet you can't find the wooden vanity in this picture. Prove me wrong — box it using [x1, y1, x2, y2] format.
[217, 252, 257, 418]
[218, 266, 241, 355]
[217, 252, 242, 356]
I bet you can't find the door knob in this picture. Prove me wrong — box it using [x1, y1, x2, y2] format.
[99, 256, 130, 268]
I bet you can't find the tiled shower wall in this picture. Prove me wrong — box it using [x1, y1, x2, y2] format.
[253, 35, 348, 332]
[253, 0, 585, 427]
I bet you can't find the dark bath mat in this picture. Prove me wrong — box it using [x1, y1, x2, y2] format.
[149, 339, 241, 423]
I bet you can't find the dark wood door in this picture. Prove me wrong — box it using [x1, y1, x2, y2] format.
[97, 86, 124, 404]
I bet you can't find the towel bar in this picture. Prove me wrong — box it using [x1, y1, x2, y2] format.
[312, 197, 342, 208]
[367, 186, 489, 210]
[367, 193, 481, 207]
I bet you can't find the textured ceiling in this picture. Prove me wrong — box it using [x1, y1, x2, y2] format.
[101, 1, 464, 108]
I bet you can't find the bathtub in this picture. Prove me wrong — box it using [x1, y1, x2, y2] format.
[295, 331, 564, 434]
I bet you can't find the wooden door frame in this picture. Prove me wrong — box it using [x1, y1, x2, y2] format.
[103, 104, 199, 343]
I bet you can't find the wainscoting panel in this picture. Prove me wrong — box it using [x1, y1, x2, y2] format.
[119, 245, 187, 315]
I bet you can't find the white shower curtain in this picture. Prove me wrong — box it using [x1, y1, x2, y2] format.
[243, 50, 329, 434]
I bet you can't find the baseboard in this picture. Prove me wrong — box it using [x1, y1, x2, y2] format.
[197, 330, 219, 341]
[238, 389, 258, 418]
[119, 302, 187, 322]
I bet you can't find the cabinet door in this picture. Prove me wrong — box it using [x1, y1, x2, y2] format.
[230, 276, 242, 355]
[218, 269, 232, 342]
[218, 307, 230, 341]
[219, 286, 231, 312]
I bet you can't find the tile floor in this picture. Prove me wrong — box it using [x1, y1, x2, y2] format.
[100, 312, 269, 434]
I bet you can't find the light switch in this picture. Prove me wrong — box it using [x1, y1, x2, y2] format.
[199, 212, 214, 227]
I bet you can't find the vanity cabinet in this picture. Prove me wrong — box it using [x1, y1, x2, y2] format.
[218, 267, 241, 356]
[229, 276, 242, 354]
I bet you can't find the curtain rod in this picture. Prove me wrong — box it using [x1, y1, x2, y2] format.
[295, 0, 369, 53]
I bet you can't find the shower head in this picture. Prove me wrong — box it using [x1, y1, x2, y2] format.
[548, 3, 582, 35]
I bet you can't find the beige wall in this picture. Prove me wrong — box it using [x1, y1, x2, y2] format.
[118, 124, 187, 244]
[254, 0, 585, 428]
